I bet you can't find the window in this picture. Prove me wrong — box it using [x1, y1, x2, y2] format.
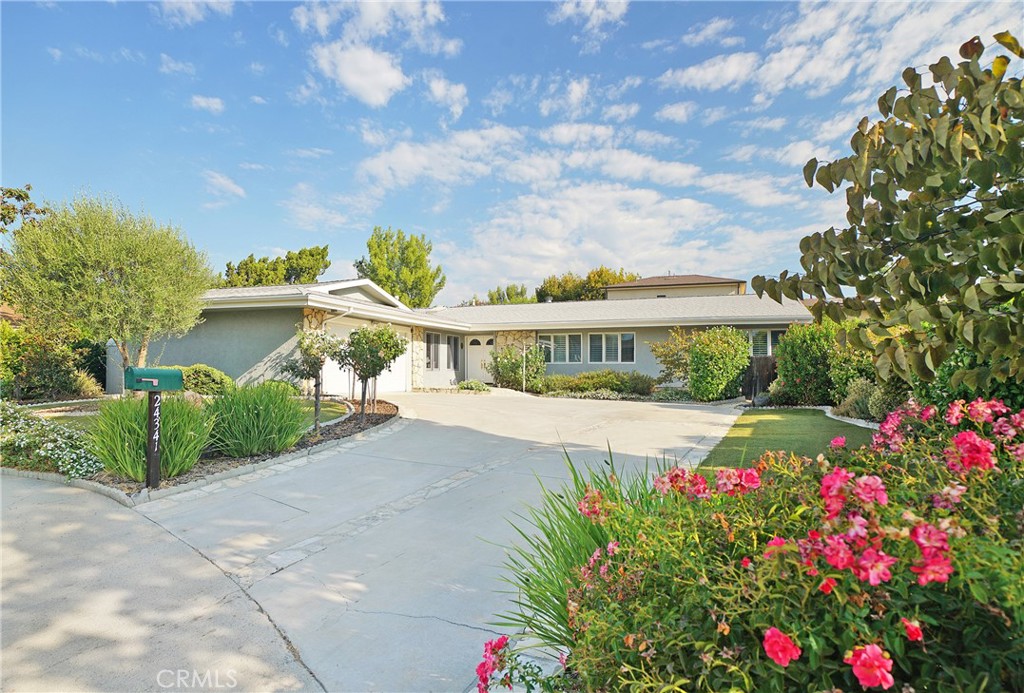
[426, 332, 441, 370]
[469, 338, 481, 346]
[588, 333, 635, 363]
[770, 330, 784, 352]
[750, 330, 769, 356]
[446, 335, 460, 370]
[538, 334, 582, 364]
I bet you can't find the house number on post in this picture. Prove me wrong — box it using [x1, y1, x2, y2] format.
[123, 367, 184, 489]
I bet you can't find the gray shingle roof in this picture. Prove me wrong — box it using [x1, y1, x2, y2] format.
[429, 294, 810, 328]
[605, 274, 744, 289]
[205, 279, 360, 299]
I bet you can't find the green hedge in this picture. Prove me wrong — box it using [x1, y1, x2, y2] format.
[166, 363, 235, 395]
[688, 327, 750, 402]
[539, 370, 656, 396]
[772, 321, 839, 405]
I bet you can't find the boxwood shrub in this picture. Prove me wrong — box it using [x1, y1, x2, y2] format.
[167, 363, 235, 396]
[687, 326, 750, 402]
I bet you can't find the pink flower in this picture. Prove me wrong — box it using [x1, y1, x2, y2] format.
[763, 536, 787, 559]
[919, 405, 937, 421]
[819, 577, 837, 594]
[854, 548, 897, 586]
[741, 557, 752, 569]
[853, 475, 888, 506]
[738, 467, 761, 493]
[910, 553, 954, 585]
[901, 618, 923, 642]
[932, 483, 967, 510]
[966, 397, 1008, 424]
[606, 541, 620, 556]
[1007, 443, 1024, 463]
[844, 644, 895, 689]
[653, 467, 711, 499]
[762, 627, 801, 667]
[830, 436, 847, 448]
[910, 524, 949, 554]
[992, 417, 1018, 441]
[824, 495, 846, 521]
[715, 467, 741, 495]
[945, 400, 966, 426]
[947, 430, 997, 473]
[821, 467, 854, 497]
[845, 513, 869, 541]
[823, 535, 855, 570]
[476, 635, 510, 693]
[578, 487, 608, 522]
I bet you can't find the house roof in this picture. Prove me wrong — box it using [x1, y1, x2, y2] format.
[428, 293, 810, 331]
[205, 278, 408, 310]
[605, 274, 745, 290]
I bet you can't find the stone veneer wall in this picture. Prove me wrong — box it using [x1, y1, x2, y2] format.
[495, 330, 538, 352]
[410, 326, 425, 389]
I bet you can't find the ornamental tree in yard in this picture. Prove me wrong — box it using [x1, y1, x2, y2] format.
[280, 329, 346, 435]
[341, 324, 407, 423]
[0, 195, 215, 367]
[753, 32, 1024, 392]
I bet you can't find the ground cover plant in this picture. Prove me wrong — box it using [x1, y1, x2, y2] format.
[0, 401, 103, 479]
[89, 396, 214, 481]
[699, 409, 874, 469]
[484, 397, 1024, 691]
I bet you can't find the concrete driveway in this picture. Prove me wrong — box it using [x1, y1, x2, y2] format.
[2, 392, 739, 692]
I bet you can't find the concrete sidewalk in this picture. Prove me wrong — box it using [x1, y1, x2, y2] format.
[3, 394, 739, 692]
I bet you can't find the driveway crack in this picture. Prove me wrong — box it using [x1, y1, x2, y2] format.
[347, 607, 503, 636]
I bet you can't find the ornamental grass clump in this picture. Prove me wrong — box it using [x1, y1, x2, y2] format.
[208, 381, 307, 457]
[90, 396, 213, 481]
[484, 397, 1024, 692]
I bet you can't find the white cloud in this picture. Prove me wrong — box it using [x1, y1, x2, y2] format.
[239, 162, 267, 171]
[738, 116, 787, 132]
[292, 0, 461, 56]
[280, 183, 347, 231]
[726, 140, 839, 169]
[540, 123, 616, 148]
[249, 62, 265, 76]
[357, 120, 413, 148]
[290, 73, 323, 105]
[697, 172, 802, 207]
[654, 101, 698, 123]
[483, 74, 540, 116]
[601, 103, 639, 122]
[425, 74, 468, 123]
[632, 130, 676, 149]
[702, 106, 729, 125]
[288, 147, 333, 159]
[270, 25, 289, 47]
[249, 95, 267, 105]
[156, 1, 233, 28]
[681, 17, 742, 48]
[603, 75, 643, 100]
[46, 47, 62, 61]
[159, 53, 195, 76]
[563, 148, 700, 188]
[549, 0, 629, 54]
[311, 43, 410, 107]
[190, 95, 224, 114]
[202, 170, 245, 207]
[658, 52, 759, 91]
[539, 76, 591, 120]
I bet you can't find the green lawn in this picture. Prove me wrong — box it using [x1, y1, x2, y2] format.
[30, 399, 350, 432]
[699, 409, 875, 469]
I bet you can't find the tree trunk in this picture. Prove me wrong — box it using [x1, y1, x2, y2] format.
[136, 334, 150, 368]
[360, 379, 368, 424]
[117, 341, 132, 370]
[313, 371, 322, 435]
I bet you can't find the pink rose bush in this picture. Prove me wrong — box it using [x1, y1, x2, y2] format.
[491, 398, 1024, 692]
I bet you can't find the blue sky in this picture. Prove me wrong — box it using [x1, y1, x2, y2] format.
[2, 1, 1019, 304]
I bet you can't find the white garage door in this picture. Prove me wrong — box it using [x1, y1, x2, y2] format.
[375, 326, 412, 393]
[320, 321, 411, 395]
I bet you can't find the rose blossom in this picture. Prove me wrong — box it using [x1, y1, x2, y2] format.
[901, 617, 923, 642]
[762, 627, 801, 667]
[844, 644, 894, 689]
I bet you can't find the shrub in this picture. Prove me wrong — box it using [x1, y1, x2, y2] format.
[619, 371, 656, 396]
[457, 379, 490, 392]
[649, 327, 695, 384]
[263, 378, 301, 395]
[650, 387, 691, 402]
[538, 374, 576, 394]
[208, 382, 307, 457]
[0, 321, 26, 398]
[70, 338, 107, 388]
[487, 398, 1024, 692]
[72, 369, 104, 399]
[486, 345, 547, 392]
[0, 401, 103, 479]
[766, 376, 794, 406]
[167, 363, 234, 396]
[868, 376, 912, 421]
[827, 322, 875, 403]
[8, 333, 79, 401]
[687, 326, 750, 402]
[89, 396, 214, 481]
[914, 343, 1024, 412]
[773, 321, 840, 405]
[538, 370, 656, 397]
[547, 388, 623, 401]
[833, 377, 876, 421]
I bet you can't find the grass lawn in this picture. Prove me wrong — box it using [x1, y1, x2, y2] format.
[699, 409, 875, 469]
[29, 399, 350, 432]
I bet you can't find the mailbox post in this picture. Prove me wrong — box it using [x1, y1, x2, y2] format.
[123, 367, 184, 489]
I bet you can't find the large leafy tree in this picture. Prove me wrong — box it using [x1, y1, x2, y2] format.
[1, 195, 215, 368]
[222, 245, 331, 287]
[487, 283, 536, 304]
[535, 266, 641, 302]
[354, 226, 446, 308]
[754, 32, 1024, 390]
[341, 323, 407, 423]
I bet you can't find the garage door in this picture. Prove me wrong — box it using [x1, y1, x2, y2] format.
[320, 321, 411, 395]
[375, 326, 411, 393]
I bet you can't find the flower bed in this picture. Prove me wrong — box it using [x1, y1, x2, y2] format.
[484, 397, 1024, 691]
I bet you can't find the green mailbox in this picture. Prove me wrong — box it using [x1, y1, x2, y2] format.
[124, 367, 184, 392]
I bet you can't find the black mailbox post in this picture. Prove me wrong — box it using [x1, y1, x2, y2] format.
[124, 367, 184, 489]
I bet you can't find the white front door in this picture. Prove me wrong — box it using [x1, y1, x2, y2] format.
[466, 336, 494, 383]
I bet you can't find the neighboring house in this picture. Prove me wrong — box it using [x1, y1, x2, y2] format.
[604, 274, 747, 299]
[111, 277, 811, 394]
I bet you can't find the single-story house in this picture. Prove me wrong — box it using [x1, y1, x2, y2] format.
[108, 277, 811, 395]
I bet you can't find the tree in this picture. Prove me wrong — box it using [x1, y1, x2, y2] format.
[341, 324, 407, 423]
[0, 195, 215, 368]
[354, 226, 446, 308]
[535, 266, 641, 302]
[279, 329, 345, 435]
[223, 245, 331, 287]
[754, 31, 1024, 390]
[487, 283, 536, 304]
[1, 185, 48, 234]
[649, 327, 696, 384]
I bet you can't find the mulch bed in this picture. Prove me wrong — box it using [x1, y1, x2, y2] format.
[89, 400, 398, 495]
